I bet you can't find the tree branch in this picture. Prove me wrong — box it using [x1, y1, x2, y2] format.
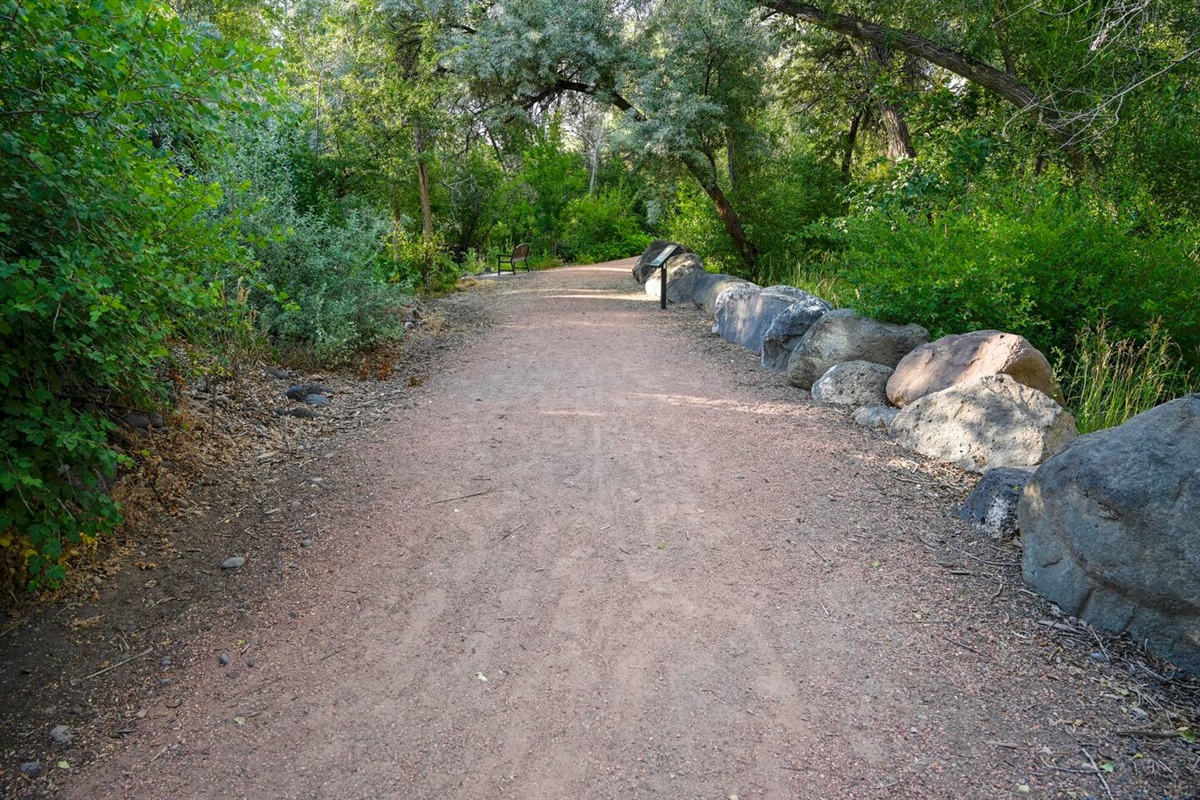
[762, 1, 1049, 123]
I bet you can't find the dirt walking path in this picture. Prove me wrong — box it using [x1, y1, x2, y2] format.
[60, 262, 1197, 799]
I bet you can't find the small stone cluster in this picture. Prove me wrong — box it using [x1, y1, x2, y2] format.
[633, 241, 1200, 672]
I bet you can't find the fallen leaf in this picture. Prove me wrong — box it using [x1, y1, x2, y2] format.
[57, 761, 70, 770]
[234, 716, 246, 725]
[476, 672, 488, 682]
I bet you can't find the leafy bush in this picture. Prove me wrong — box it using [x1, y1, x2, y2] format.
[561, 189, 652, 264]
[662, 143, 845, 280]
[213, 115, 411, 363]
[806, 177, 1200, 367]
[0, 0, 267, 586]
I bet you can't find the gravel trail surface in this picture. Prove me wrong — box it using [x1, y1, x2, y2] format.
[61, 262, 1199, 799]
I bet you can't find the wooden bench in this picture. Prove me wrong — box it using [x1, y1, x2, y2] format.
[497, 243, 531, 274]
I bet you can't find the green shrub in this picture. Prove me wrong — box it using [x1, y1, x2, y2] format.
[0, 0, 267, 586]
[806, 177, 1200, 366]
[214, 115, 411, 363]
[561, 189, 653, 264]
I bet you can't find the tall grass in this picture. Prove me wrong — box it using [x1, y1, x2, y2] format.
[1061, 319, 1195, 433]
[763, 261, 853, 308]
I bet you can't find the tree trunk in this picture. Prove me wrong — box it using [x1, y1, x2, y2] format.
[684, 152, 760, 278]
[879, 100, 917, 160]
[415, 127, 434, 244]
[854, 42, 918, 160]
[841, 112, 861, 173]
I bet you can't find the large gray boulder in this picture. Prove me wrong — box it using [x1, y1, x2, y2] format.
[1019, 395, 1200, 672]
[643, 252, 706, 304]
[714, 286, 819, 355]
[888, 330, 1061, 407]
[694, 274, 757, 318]
[811, 361, 894, 408]
[891, 374, 1077, 473]
[955, 467, 1034, 540]
[786, 309, 929, 389]
[633, 240, 691, 284]
[761, 294, 834, 372]
[710, 283, 760, 338]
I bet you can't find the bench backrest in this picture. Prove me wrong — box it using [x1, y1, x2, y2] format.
[512, 243, 530, 260]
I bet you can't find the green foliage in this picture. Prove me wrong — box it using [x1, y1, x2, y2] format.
[0, 0, 268, 586]
[807, 175, 1200, 367]
[561, 189, 652, 264]
[663, 142, 846, 279]
[663, 183, 738, 271]
[502, 125, 589, 256]
[212, 114, 410, 363]
[1062, 320, 1196, 434]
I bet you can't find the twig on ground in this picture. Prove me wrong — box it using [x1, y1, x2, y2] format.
[499, 523, 526, 541]
[81, 648, 153, 681]
[426, 489, 492, 506]
[806, 542, 832, 568]
[1091, 627, 1111, 661]
[1083, 747, 1115, 799]
[937, 634, 992, 661]
[1113, 729, 1183, 739]
[318, 646, 348, 662]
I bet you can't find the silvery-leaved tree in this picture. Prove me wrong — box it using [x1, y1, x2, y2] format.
[455, 0, 772, 275]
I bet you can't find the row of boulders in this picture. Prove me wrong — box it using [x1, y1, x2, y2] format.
[633, 241, 1200, 673]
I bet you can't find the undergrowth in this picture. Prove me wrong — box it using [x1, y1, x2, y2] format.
[1060, 320, 1196, 434]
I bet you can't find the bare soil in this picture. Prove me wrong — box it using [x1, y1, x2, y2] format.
[3, 261, 1198, 799]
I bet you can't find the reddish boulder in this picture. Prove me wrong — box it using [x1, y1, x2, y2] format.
[887, 330, 1060, 407]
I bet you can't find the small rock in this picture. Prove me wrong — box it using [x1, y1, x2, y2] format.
[49, 725, 72, 744]
[123, 413, 151, 432]
[221, 556, 245, 570]
[853, 406, 899, 429]
[159, 678, 172, 686]
[1090, 652, 1108, 662]
[285, 383, 328, 402]
[954, 467, 1034, 540]
[150, 413, 165, 429]
[264, 366, 292, 380]
[304, 394, 331, 407]
[300, 539, 312, 548]
[20, 761, 41, 778]
[246, 658, 256, 668]
[160, 656, 172, 667]
[218, 653, 231, 666]
[90, 576, 103, 587]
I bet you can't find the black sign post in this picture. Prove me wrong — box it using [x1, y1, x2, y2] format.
[648, 244, 679, 310]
